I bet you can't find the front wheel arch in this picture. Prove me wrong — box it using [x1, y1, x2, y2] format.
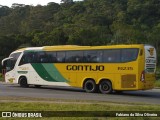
[18, 76, 29, 88]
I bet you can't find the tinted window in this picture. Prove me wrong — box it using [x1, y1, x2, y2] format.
[103, 49, 121, 63]
[84, 50, 103, 63]
[10, 52, 21, 66]
[19, 51, 58, 65]
[3, 57, 18, 72]
[18, 48, 139, 65]
[19, 52, 35, 65]
[57, 51, 65, 62]
[10, 52, 21, 61]
[35, 51, 49, 63]
[46, 51, 57, 62]
[66, 51, 83, 63]
[121, 48, 139, 62]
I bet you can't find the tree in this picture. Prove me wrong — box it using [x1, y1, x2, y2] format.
[0, 5, 10, 18]
[0, 0, 160, 64]
[148, 23, 160, 66]
[61, 0, 73, 3]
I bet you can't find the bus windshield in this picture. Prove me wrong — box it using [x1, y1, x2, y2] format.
[2, 52, 21, 72]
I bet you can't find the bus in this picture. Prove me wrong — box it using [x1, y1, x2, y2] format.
[1, 44, 157, 94]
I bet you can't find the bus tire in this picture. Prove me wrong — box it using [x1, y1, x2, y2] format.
[99, 80, 112, 94]
[19, 77, 29, 88]
[83, 79, 97, 93]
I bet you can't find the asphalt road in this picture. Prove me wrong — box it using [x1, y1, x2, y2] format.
[0, 82, 160, 104]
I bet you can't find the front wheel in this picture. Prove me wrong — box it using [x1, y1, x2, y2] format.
[99, 80, 112, 94]
[19, 77, 29, 88]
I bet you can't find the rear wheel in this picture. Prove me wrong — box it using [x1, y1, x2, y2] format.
[19, 77, 29, 88]
[83, 79, 97, 93]
[99, 80, 112, 94]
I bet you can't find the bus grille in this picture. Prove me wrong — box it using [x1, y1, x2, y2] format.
[121, 74, 136, 88]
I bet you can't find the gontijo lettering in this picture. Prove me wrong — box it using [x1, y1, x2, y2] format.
[66, 65, 104, 71]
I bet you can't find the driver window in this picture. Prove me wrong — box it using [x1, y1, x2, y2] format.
[6, 59, 14, 72]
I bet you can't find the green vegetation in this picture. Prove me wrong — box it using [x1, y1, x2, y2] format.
[0, 0, 160, 70]
[0, 99, 160, 120]
[1, 101, 160, 111]
[155, 67, 160, 87]
[156, 67, 160, 80]
[0, 73, 3, 81]
[155, 80, 160, 88]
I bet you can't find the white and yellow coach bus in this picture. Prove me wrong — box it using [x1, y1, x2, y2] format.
[1, 44, 157, 94]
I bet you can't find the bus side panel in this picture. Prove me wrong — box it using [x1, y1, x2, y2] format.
[110, 62, 139, 91]
[30, 63, 70, 86]
[55, 63, 99, 88]
[17, 64, 44, 85]
[97, 63, 138, 91]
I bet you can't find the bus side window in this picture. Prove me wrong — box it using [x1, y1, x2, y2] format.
[47, 54, 57, 63]
[84, 50, 102, 63]
[19, 52, 35, 65]
[19, 56, 25, 65]
[121, 49, 139, 62]
[57, 51, 65, 63]
[103, 49, 120, 63]
[65, 51, 83, 63]
[39, 55, 48, 63]
[19, 53, 28, 65]
[35, 52, 49, 63]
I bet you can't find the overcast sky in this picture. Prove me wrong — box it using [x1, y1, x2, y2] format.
[0, 0, 83, 7]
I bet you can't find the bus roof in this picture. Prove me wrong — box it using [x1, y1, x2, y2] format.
[10, 47, 43, 55]
[43, 44, 144, 51]
[11, 44, 145, 54]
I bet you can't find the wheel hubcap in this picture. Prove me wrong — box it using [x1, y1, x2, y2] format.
[102, 84, 109, 91]
[87, 83, 93, 90]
